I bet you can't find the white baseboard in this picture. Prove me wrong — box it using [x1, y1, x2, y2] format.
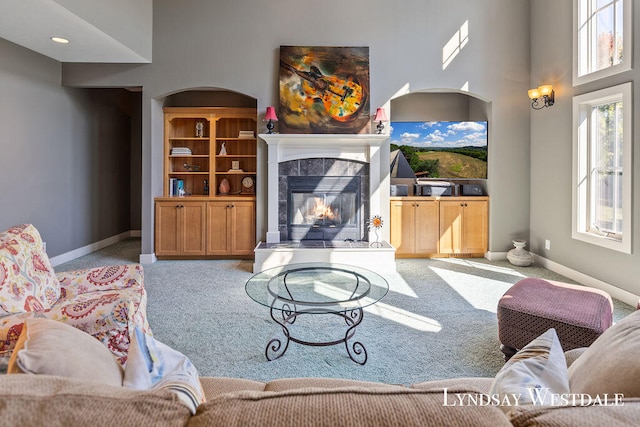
[487, 250, 638, 307]
[139, 253, 157, 264]
[532, 252, 639, 307]
[49, 230, 141, 267]
[485, 251, 508, 261]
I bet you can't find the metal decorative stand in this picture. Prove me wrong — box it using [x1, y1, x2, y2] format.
[264, 267, 369, 365]
[370, 228, 382, 248]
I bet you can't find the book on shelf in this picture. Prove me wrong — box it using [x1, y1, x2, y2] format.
[169, 178, 184, 196]
[238, 130, 254, 139]
[171, 147, 192, 155]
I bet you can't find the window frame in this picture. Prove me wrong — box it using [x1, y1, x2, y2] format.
[573, 0, 633, 86]
[572, 82, 633, 253]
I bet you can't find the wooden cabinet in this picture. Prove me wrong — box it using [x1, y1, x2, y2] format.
[439, 198, 488, 256]
[390, 199, 439, 256]
[389, 196, 488, 257]
[206, 200, 255, 256]
[155, 201, 206, 256]
[156, 107, 257, 259]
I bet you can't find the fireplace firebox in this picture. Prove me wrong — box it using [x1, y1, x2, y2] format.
[288, 176, 361, 241]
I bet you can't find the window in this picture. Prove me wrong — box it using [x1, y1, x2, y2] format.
[573, 0, 632, 85]
[572, 83, 632, 253]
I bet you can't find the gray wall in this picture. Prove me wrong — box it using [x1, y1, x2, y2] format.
[529, 1, 640, 297]
[0, 38, 138, 256]
[60, 0, 532, 260]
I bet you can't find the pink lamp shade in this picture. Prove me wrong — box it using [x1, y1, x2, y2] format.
[373, 108, 388, 122]
[264, 106, 279, 121]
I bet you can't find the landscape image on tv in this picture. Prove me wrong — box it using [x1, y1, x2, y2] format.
[390, 121, 488, 179]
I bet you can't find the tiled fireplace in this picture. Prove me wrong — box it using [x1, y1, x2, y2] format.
[254, 134, 395, 273]
[282, 162, 366, 242]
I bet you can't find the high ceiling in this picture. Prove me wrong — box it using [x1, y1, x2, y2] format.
[0, 0, 152, 63]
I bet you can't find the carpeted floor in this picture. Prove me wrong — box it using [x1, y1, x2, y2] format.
[56, 238, 634, 386]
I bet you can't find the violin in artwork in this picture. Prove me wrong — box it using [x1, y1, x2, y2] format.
[280, 61, 364, 122]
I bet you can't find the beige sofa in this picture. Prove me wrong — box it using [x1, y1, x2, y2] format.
[7, 307, 640, 426]
[2, 373, 640, 426]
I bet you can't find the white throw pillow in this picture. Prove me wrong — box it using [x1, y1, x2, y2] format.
[490, 328, 569, 413]
[7, 317, 123, 386]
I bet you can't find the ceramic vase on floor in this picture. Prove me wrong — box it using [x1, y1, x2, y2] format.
[507, 239, 533, 266]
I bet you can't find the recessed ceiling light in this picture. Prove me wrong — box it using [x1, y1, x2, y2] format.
[51, 36, 70, 44]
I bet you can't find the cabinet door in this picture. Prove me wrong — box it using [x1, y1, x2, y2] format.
[439, 201, 463, 254]
[155, 202, 181, 256]
[206, 202, 230, 255]
[414, 201, 439, 254]
[181, 202, 207, 256]
[390, 201, 415, 255]
[155, 201, 206, 256]
[460, 200, 488, 254]
[231, 201, 256, 255]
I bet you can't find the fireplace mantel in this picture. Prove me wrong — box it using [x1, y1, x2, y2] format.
[261, 134, 387, 163]
[260, 134, 390, 244]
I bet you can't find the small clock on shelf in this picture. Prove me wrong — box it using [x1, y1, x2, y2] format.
[241, 176, 255, 194]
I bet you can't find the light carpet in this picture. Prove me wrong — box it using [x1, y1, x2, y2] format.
[56, 238, 634, 386]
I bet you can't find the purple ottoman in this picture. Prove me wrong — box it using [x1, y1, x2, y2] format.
[497, 278, 613, 360]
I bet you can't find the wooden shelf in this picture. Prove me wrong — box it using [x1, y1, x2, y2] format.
[163, 107, 257, 197]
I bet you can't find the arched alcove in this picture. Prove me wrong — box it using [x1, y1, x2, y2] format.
[388, 90, 491, 195]
[161, 88, 257, 109]
[390, 90, 489, 122]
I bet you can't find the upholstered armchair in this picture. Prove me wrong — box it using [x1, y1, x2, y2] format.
[0, 224, 150, 366]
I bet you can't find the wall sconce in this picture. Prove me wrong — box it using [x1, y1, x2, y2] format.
[264, 106, 278, 134]
[373, 108, 388, 134]
[528, 85, 555, 110]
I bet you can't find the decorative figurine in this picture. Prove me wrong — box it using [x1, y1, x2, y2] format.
[368, 215, 383, 247]
[219, 142, 227, 156]
[219, 178, 230, 195]
[195, 121, 204, 137]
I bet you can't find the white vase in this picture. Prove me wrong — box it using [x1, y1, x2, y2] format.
[507, 239, 533, 266]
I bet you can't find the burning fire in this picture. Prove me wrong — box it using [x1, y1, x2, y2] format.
[308, 197, 339, 222]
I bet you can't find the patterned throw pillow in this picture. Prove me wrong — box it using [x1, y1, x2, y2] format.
[0, 224, 61, 315]
[490, 328, 570, 413]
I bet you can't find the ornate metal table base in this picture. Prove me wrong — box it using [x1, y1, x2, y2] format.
[246, 263, 388, 366]
[265, 300, 368, 365]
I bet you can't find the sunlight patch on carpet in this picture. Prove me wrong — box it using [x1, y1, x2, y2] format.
[437, 258, 528, 278]
[430, 266, 514, 313]
[381, 272, 419, 298]
[365, 302, 442, 332]
[312, 283, 442, 332]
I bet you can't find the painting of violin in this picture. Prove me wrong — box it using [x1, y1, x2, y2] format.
[279, 46, 370, 134]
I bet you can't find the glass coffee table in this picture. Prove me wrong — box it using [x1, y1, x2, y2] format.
[246, 263, 389, 365]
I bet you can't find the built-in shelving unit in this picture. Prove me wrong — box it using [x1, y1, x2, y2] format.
[155, 107, 257, 258]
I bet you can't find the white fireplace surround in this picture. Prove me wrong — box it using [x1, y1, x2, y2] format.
[260, 134, 390, 244]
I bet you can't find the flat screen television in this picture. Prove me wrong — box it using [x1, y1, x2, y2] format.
[390, 121, 488, 179]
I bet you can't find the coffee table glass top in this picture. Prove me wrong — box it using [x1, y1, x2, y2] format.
[245, 263, 389, 313]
